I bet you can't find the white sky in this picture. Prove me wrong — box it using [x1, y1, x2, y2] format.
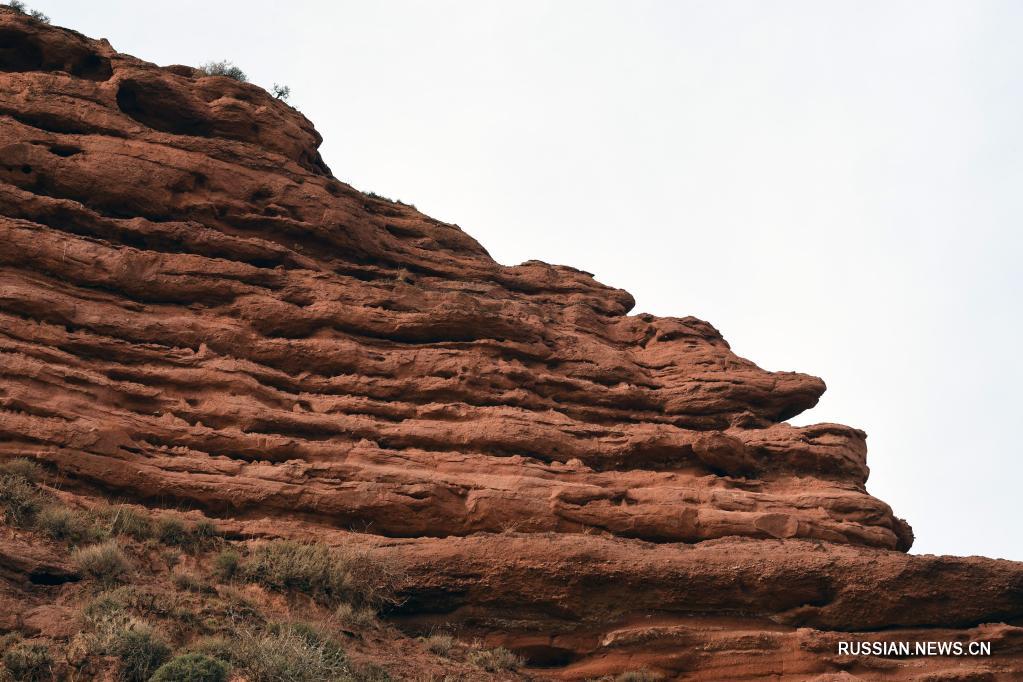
[35, 1, 1023, 560]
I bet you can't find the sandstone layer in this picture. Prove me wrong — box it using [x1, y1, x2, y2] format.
[1, 10, 1022, 680]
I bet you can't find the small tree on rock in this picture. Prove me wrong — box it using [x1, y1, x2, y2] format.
[272, 83, 291, 101]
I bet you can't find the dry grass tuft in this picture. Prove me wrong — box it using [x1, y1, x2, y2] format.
[421, 633, 457, 657]
[333, 602, 377, 630]
[106, 506, 153, 540]
[1, 642, 53, 682]
[213, 548, 241, 580]
[0, 458, 42, 482]
[242, 540, 400, 609]
[72, 540, 130, 586]
[236, 623, 351, 681]
[35, 505, 103, 543]
[467, 645, 523, 672]
[87, 615, 170, 682]
[0, 470, 40, 526]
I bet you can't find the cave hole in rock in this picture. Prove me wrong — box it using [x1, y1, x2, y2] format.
[116, 79, 211, 136]
[516, 645, 577, 668]
[0, 27, 111, 80]
[29, 570, 79, 586]
[47, 144, 83, 157]
[71, 52, 112, 80]
[0, 27, 43, 71]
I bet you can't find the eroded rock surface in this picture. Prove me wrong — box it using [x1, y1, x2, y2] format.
[1, 10, 1021, 679]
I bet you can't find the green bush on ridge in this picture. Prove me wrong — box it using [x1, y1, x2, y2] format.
[198, 60, 247, 82]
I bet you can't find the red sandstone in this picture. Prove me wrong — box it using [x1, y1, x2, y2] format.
[1, 9, 1021, 679]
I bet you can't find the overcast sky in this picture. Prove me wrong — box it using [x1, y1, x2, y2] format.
[36, 0, 1023, 560]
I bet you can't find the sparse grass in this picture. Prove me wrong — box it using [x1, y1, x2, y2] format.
[35, 504, 103, 543]
[149, 652, 230, 682]
[236, 623, 352, 682]
[467, 646, 523, 672]
[1, 642, 52, 682]
[153, 516, 218, 551]
[156, 516, 189, 546]
[613, 673, 664, 682]
[213, 548, 241, 580]
[171, 570, 208, 593]
[160, 548, 181, 569]
[183, 624, 360, 681]
[107, 505, 153, 540]
[209, 585, 264, 629]
[84, 586, 181, 623]
[0, 459, 44, 526]
[421, 633, 457, 657]
[333, 602, 377, 630]
[242, 540, 399, 609]
[364, 192, 415, 209]
[0, 461, 394, 679]
[0, 458, 41, 482]
[72, 540, 130, 586]
[356, 662, 392, 681]
[109, 621, 171, 682]
[84, 590, 129, 620]
[198, 60, 247, 82]
[0, 472, 39, 525]
[191, 519, 221, 546]
[86, 615, 170, 682]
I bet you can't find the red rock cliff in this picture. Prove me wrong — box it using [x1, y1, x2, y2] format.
[1, 10, 1021, 680]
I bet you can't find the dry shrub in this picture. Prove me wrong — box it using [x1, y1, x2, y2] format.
[156, 516, 189, 546]
[242, 540, 400, 610]
[421, 633, 457, 657]
[86, 615, 170, 682]
[1, 642, 52, 682]
[614, 673, 664, 682]
[85, 586, 177, 621]
[72, 540, 130, 586]
[106, 506, 153, 540]
[171, 570, 207, 593]
[0, 465, 41, 526]
[236, 623, 351, 682]
[153, 516, 220, 551]
[213, 548, 241, 580]
[333, 602, 377, 630]
[35, 504, 103, 543]
[0, 458, 41, 482]
[467, 646, 523, 672]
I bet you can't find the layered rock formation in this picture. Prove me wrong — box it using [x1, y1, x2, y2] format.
[1, 9, 1022, 679]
